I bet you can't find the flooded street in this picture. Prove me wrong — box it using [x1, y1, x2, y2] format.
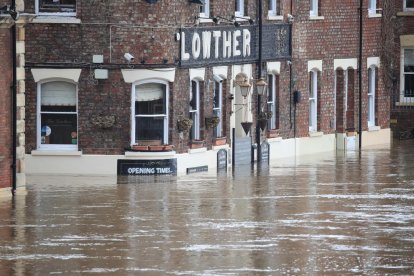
[1, 141, 414, 275]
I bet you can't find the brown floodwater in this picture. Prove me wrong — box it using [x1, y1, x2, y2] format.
[1, 141, 414, 275]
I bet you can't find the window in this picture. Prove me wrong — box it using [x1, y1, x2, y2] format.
[235, 0, 245, 17]
[309, 70, 318, 132]
[403, 49, 414, 97]
[190, 80, 200, 140]
[404, 0, 414, 11]
[213, 78, 223, 138]
[36, 0, 76, 15]
[267, 74, 279, 130]
[37, 81, 78, 150]
[368, 67, 376, 127]
[199, 0, 210, 18]
[268, 0, 279, 16]
[310, 0, 318, 16]
[133, 81, 168, 145]
[368, 0, 376, 15]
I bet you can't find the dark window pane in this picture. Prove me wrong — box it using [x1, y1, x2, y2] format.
[190, 81, 198, 110]
[41, 113, 77, 145]
[135, 98, 164, 115]
[39, 0, 76, 13]
[407, 0, 414, 8]
[135, 116, 164, 143]
[41, 105, 76, 112]
[404, 74, 414, 97]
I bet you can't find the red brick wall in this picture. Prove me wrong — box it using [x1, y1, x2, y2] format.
[0, 28, 12, 189]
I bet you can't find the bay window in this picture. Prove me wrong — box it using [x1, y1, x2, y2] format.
[37, 81, 78, 150]
[133, 81, 168, 145]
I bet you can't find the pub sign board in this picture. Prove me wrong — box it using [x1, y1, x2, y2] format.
[117, 159, 177, 176]
[217, 149, 228, 172]
[179, 24, 291, 67]
[259, 141, 270, 164]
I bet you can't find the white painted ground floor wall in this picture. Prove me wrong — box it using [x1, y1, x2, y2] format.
[25, 128, 391, 181]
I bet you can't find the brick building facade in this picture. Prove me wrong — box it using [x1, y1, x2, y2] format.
[389, 0, 414, 138]
[22, 0, 390, 178]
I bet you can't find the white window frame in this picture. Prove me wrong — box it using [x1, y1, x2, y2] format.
[400, 48, 414, 103]
[199, 0, 210, 18]
[367, 66, 376, 127]
[36, 79, 78, 151]
[268, 0, 278, 17]
[131, 80, 169, 145]
[190, 80, 201, 140]
[368, 0, 376, 15]
[309, 70, 318, 132]
[235, 0, 245, 17]
[404, 0, 414, 11]
[309, 0, 318, 17]
[35, 0, 77, 16]
[267, 74, 277, 130]
[213, 77, 223, 138]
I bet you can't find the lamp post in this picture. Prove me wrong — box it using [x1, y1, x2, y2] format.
[256, 0, 264, 164]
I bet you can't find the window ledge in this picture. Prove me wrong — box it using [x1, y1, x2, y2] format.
[368, 13, 382, 18]
[368, 126, 380, 132]
[309, 131, 324, 137]
[234, 16, 251, 21]
[32, 16, 81, 24]
[268, 137, 283, 143]
[395, 101, 414, 106]
[198, 18, 213, 24]
[31, 150, 82, 156]
[188, 147, 207, 154]
[309, 16, 325, 20]
[125, 151, 176, 158]
[398, 11, 414, 16]
[267, 15, 283, 21]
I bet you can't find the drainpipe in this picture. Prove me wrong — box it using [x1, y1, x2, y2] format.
[256, 0, 263, 164]
[11, 0, 17, 195]
[358, 0, 363, 151]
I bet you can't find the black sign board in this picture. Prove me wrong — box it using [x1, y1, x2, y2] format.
[179, 24, 291, 67]
[117, 159, 177, 176]
[217, 149, 228, 172]
[187, 165, 208, 174]
[233, 136, 252, 165]
[259, 141, 270, 164]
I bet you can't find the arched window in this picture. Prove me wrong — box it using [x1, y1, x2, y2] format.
[190, 80, 200, 140]
[132, 81, 169, 145]
[37, 80, 78, 150]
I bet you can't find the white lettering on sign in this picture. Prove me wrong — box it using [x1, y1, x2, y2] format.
[180, 29, 251, 61]
[127, 167, 172, 175]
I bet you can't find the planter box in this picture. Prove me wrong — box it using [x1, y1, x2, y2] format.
[189, 140, 205, 149]
[131, 145, 149, 151]
[213, 137, 227, 146]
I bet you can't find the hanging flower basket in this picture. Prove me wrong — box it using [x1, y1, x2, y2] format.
[205, 116, 220, 129]
[258, 118, 268, 131]
[177, 118, 193, 132]
[259, 111, 273, 120]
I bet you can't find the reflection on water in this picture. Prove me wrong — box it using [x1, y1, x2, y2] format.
[1, 141, 414, 274]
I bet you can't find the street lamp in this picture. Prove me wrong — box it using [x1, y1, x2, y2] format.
[255, 78, 267, 96]
[238, 78, 251, 98]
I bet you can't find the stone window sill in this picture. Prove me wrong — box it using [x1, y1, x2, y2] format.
[368, 13, 382, 18]
[368, 126, 380, 132]
[267, 15, 283, 21]
[31, 150, 82, 156]
[398, 11, 414, 16]
[309, 131, 324, 137]
[32, 16, 81, 24]
[309, 16, 325, 20]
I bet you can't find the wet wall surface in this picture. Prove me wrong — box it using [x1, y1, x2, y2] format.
[1, 141, 414, 275]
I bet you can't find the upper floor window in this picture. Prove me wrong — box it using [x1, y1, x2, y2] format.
[267, 74, 279, 130]
[268, 0, 280, 16]
[190, 80, 201, 140]
[309, 0, 318, 17]
[36, 0, 76, 15]
[213, 78, 223, 138]
[309, 70, 318, 132]
[367, 67, 377, 127]
[368, 0, 376, 15]
[235, 0, 245, 17]
[199, 0, 210, 18]
[133, 81, 169, 145]
[403, 49, 414, 99]
[404, 0, 414, 11]
[37, 81, 78, 150]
